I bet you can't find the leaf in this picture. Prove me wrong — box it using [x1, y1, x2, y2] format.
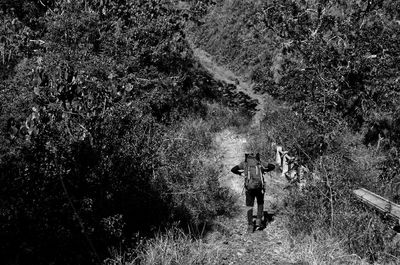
[34, 86, 40, 95]
[125, 83, 133, 92]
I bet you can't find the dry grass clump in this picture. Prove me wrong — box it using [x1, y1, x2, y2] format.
[291, 229, 368, 265]
[136, 229, 221, 265]
[106, 228, 222, 265]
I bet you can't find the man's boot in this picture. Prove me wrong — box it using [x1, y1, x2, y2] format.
[255, 204, 264, 230]
[247, 208, 254, 233]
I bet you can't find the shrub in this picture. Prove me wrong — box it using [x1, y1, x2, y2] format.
[0, 99, 240, 264]
[0, 0, 241, 263]
[283, 128, 400, 262]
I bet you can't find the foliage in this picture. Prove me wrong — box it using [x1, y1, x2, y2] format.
[0, 0, 235, 264]
[194, 0, 400, 132]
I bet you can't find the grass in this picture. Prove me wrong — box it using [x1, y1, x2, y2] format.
[188, 0, 274, 81]
[136, 228, 221, 265]
[290, 229, 368, 265]
[105, 228, 221, 265]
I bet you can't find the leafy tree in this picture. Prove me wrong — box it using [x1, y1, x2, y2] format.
[0, 0, 231, 264]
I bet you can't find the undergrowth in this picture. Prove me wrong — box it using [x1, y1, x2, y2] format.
[106, 228, 221, 265]
[246, 104, 400, 263]
[103, 102, 249, 264]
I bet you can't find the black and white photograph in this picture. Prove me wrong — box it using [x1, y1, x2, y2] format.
[1, 0, 400, 264]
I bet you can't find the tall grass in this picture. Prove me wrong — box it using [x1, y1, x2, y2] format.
[290, 228, 368, 265]
[135, 228, 221, 265]
[105, 228, 221, 265]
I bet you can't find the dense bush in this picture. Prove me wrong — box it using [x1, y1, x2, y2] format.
[0, 102, 239, 264]
[0, 1, 236, 264]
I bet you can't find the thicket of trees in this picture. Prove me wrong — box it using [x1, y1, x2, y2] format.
[192, 0, 400, 262]
[0, 1, 240, 264]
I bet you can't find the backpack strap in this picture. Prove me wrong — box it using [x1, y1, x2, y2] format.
[243, 160, 249, 190]
[255, 154, 264, 188]
[259, 164, 265, 190]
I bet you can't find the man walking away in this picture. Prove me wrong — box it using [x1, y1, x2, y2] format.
[231, 153, 275, 233]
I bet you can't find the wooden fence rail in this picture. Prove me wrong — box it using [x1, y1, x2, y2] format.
[353, 188, 400, 220]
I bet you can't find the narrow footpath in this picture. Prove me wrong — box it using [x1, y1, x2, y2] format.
[190, 41, 309, 264]
[211, 128, 307, 265]
[189, 40, 268, 128]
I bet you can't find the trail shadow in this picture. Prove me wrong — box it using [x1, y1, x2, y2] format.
[264, 211, 275, 224]
[393, 225, 400, 233]
[251, 211, 275, 231]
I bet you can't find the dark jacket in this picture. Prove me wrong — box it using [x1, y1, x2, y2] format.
[231, 161, 275, 175]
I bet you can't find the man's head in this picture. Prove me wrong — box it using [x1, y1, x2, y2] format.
[245, 153, 260, 162]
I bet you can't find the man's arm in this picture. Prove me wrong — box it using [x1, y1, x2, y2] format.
[231, 162, 245, 175]
[231, 165, 243, 175]
[261, 163, 275, 174]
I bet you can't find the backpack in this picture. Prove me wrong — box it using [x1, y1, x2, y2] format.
[244, 153, 264, 190]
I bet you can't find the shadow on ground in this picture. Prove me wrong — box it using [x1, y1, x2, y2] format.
[250, 211, 276, 232]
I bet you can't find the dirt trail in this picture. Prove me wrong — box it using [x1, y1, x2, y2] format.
[190, 43, 308, 264]
[189, 41, 267, 128]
